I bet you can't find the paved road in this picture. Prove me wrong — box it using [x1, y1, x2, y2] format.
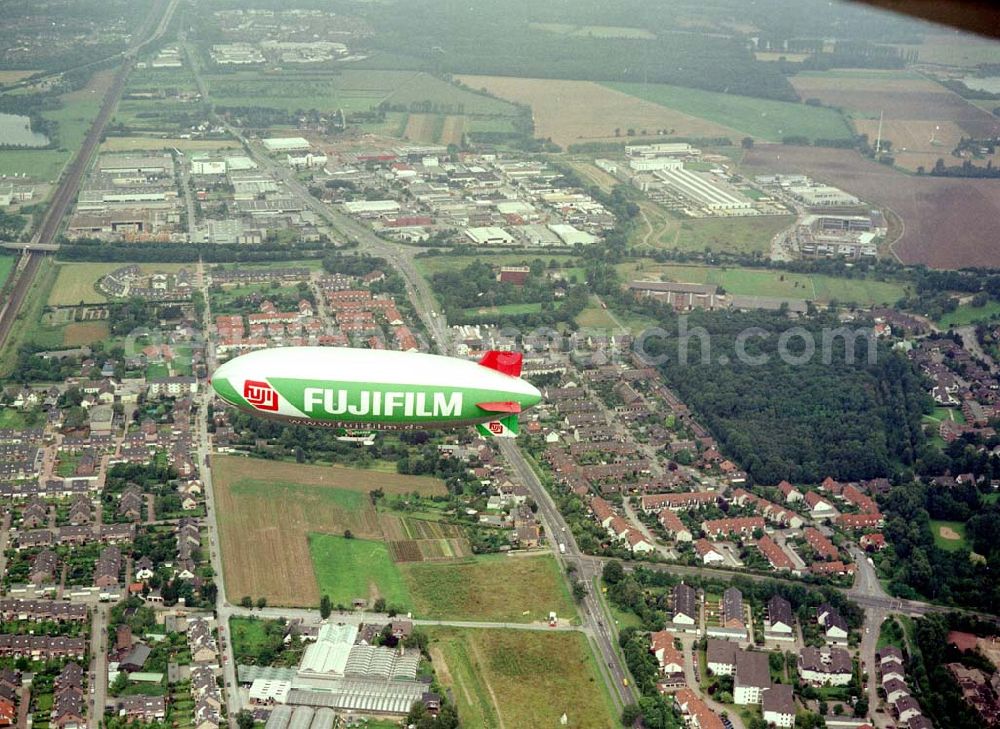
[89, 604, 110, 729]
[194, 261, 243, 727]
[500, 439, 634, 712]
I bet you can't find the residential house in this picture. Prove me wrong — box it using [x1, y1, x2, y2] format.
[673, 688, 725, 729]
[798, 647, 853, 686]
[817, 603, 849, 645]
[764, 596, 794, 642]
[706, 638, 737, 676]
[859, 533, 887, 551]
[708, 587, 747, 641]
[803, 527, 839, 561]
[650, 631, 685, 690]
[694, 538, 725, 565]
[702, 516, 764, 540]
[668, 583, 699, 634]
[118, 696, 166, 722]
[777, 480, 803, 503]
[804, 491, 837, 520]
[658, 509, 693, 542]
[734, 650, 771, 705]
[762, 684, 795, 728]
[757, 536, 795, 573]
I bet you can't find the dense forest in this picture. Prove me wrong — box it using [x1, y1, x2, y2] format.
[642, 309, 929, 483]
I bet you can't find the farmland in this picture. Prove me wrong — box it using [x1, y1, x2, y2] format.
[608, 81, 852, 142]
[47, 262, 190, 306]
[456, 75, 737, 148]
[620, 262, 909, 306]
[741, 145, 1000, 269]
[400, 554, 577, 623]
[788, 69, 1000, 171]
[427, 627, 617, 729]
[379, 513, 471, 563]
[211, 455, 445, 606]
[309, 534, 410, 607]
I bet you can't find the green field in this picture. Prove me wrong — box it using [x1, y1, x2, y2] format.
[619, 262, 908, 306]
[309, 533, 410, 607]
[0, 257, 58, 376]
[460, 302, 543, 318]
[636, 214, 796, 256]
[0, 255, 14, 294]
[428, 627, 618, 729]
[929, 520, 969, 552]
[204, 69, 519, 117]
[938, 300, 1000, 328]
[607, 82, 852, 142]
[400, 553, 576, 623]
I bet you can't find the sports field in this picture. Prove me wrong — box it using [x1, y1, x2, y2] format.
[47, 262, 191, 306]
[938, 300, 1000, 327]
[400, 553, 576, 623]
[608, 81, 852, 142]
[620, 262, 908, 306]
[428, 627, 617, 729]
[212, 455, 445, 606]
[929, 520, 969, 552]
[309, 533, 410, 607]
[457, 75, 737, 147]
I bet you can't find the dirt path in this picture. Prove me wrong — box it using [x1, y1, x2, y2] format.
[468, 637, 507, 729]
[429, 645, 480, 721]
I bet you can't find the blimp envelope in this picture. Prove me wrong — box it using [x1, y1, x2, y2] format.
[211, 347, 541, 435]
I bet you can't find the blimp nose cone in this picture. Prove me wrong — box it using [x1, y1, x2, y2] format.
[210, 359, 238, 403]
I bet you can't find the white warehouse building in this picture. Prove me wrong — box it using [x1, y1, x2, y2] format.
[262, 137, 311, 153]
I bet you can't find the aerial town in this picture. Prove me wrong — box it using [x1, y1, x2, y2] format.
[2, 1, 1000, 728]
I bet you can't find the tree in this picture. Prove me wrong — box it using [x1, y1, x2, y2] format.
[236, 711, 255, 729]
[373, 597, 387, 613]
[320, 594, 332, 619]
[110, 671, 129, 696]
[256, 597, 267, 609]
[344, 529, 354, 539]
[741, 136, 754, 149]
[572, 580, 586, 601]
[240, 596, 253, 608]
[603, 560, 624, 585]
[621, 704, 641, 725]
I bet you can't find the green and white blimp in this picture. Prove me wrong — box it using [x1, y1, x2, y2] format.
[210, 347, 541, 438]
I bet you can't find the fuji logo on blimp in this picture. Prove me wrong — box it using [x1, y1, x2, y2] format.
[210, 347, 541, 438]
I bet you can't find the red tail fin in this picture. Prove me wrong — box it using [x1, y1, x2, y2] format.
[478, 350, 522, 377]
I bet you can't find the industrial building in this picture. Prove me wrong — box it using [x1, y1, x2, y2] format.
[645, 164, 753, 214]
[262, 137, 311, 153]
[787, 184, 860, 207]
[240, 622, 427, 721]
[465, 226, 515, 245]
